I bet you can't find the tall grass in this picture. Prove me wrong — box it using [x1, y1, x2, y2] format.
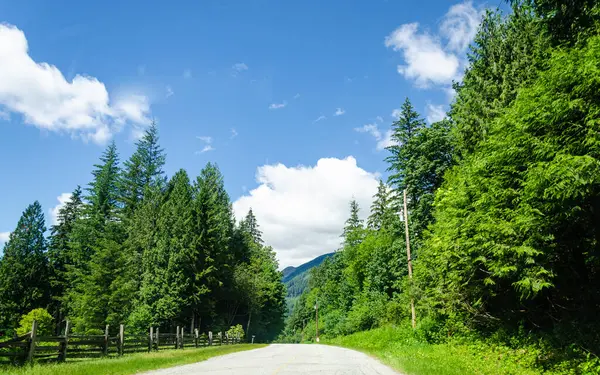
[0, 344, 263, 375]
[325, 326, 551, 375]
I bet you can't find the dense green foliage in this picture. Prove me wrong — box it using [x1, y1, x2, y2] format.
[0, 123, 285, 342]
[283, 2, 600, 373]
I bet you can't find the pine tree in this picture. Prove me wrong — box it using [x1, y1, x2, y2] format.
[120, 122, 166, 218]
[48, 186, 84, 327]
[190, 163, 234, 327]
[342, 200, 363, 248]
[0, 201, 50, 328]
[88, 141, 121, 221]
[242, 208, 263, 245]
[367, 180, 396, 231]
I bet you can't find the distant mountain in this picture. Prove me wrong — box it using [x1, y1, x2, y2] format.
[283, 252, 335, 314]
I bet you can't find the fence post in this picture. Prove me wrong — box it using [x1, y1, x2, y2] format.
[208, 331, 213, 346]
[149, 327, 153, 352]
[181, 327, 185, 349]
[218, 332, 222, 346]
[103, 325, 109, 356]
[175, 326, 180, 350]
[194, 329, 199, 348]
[59, 320, 70, 362]
[252, 335, 255, 344]
[118, 324, 124, 356]
[27, 320, 38, 364]
[156, 327, 160, 351]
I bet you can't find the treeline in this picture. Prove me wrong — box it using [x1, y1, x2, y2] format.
[284, 1, 600, 371]
[0, 124, 285, 342]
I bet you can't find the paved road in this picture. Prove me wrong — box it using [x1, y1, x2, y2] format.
[142, 344, 401, 375]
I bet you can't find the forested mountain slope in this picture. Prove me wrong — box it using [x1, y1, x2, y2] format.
[283, 252, 334, 314]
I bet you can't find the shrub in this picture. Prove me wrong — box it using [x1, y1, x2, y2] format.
[16, 308, 53, 336]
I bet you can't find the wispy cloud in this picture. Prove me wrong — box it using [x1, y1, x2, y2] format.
[314, 115, 326, 123]
[376, 116, 384, 123]
[196, 136, 215, 153]
[334, 108, 345, 116]
[231, 128, 238, 139]
[166, 86, 174, 98]
[293, 93, 300, 99]
[355, 124, 396, 151]
[269, 101, 287, 110]
[232, 62, 249, 76]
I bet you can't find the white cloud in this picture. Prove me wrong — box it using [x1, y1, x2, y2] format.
[441, 1, 482, 52]
[376, 116, 384, 123]
[232, 62, 248, 76]
[355, 124, 396, 151]
[314, 115, 326, 123]
[166, 86, 174, 98]
[293, 93, 300, 99]
[269, 101, 287, 110]
[384, 1, 482, 88]
[196, 136, 214, 153]
[0, 109, 9, 121]
[183, 69, 192, 79]
[385, 23, 460, 88]
[230, 128, 238, 139]
[49, 192, 72, 225]
[391, 108, 402, 119]
[426, 103, 447, 123]
[0, 24, 151, 144]
[334, 108, 345, 116]
[197, 145, 215, 153]
[0, 232, 10, 248]
[233, 156, 379, 267]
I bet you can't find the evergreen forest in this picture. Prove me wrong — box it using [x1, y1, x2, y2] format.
[0, 124, 286, 342]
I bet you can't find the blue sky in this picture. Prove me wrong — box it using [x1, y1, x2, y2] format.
[0, 0, 490, 267]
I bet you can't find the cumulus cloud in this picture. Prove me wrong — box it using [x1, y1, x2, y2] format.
[269, 102, 287, 110]
[384, 1, 483, 88]
[49, 192, 73, 225]
[233, 156, 379, 267]
[0, 24, 151, 144]
[355, 124, 396, 151]
[334, 108, 345, 116]
[426, 103, 447, 123]
[196, 136, 214, 153]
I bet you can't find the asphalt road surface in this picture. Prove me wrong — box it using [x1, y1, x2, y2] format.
[142, 344, 401, 375]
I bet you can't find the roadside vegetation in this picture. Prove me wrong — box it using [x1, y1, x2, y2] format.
[0, 345, 263, 375]
[281, 1, 600, 374]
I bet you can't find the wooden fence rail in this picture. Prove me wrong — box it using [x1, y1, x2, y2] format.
[0, 320, 242, 366]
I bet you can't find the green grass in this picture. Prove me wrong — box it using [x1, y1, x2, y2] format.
[325, 326, 550, 375]
[0, 344, 265, 375]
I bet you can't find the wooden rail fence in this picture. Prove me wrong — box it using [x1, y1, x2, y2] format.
[0, 320, 241, 365]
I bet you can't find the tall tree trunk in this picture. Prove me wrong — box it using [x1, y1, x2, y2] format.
[246, 310, 252, 340]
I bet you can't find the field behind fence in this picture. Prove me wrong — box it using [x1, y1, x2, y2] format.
[0, 320, 241, 366]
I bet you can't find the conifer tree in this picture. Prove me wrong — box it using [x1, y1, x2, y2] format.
[0, 201, 50, 328]
[120, 122, 166, 218]
[48, 186, 83, 326]
[367, 180, 396, 231]
[241, 208, 263, 245]
[342, 200, 363, 248]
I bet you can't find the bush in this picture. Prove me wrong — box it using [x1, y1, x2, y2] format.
[16, 308, 53, 336]
[226, 324, 244, 340]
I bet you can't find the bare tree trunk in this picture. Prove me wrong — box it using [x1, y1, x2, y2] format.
[246, 310, 252, 340]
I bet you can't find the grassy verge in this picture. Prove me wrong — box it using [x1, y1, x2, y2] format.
[0, 344, 265, 375]
[324, 326, 551, 375]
